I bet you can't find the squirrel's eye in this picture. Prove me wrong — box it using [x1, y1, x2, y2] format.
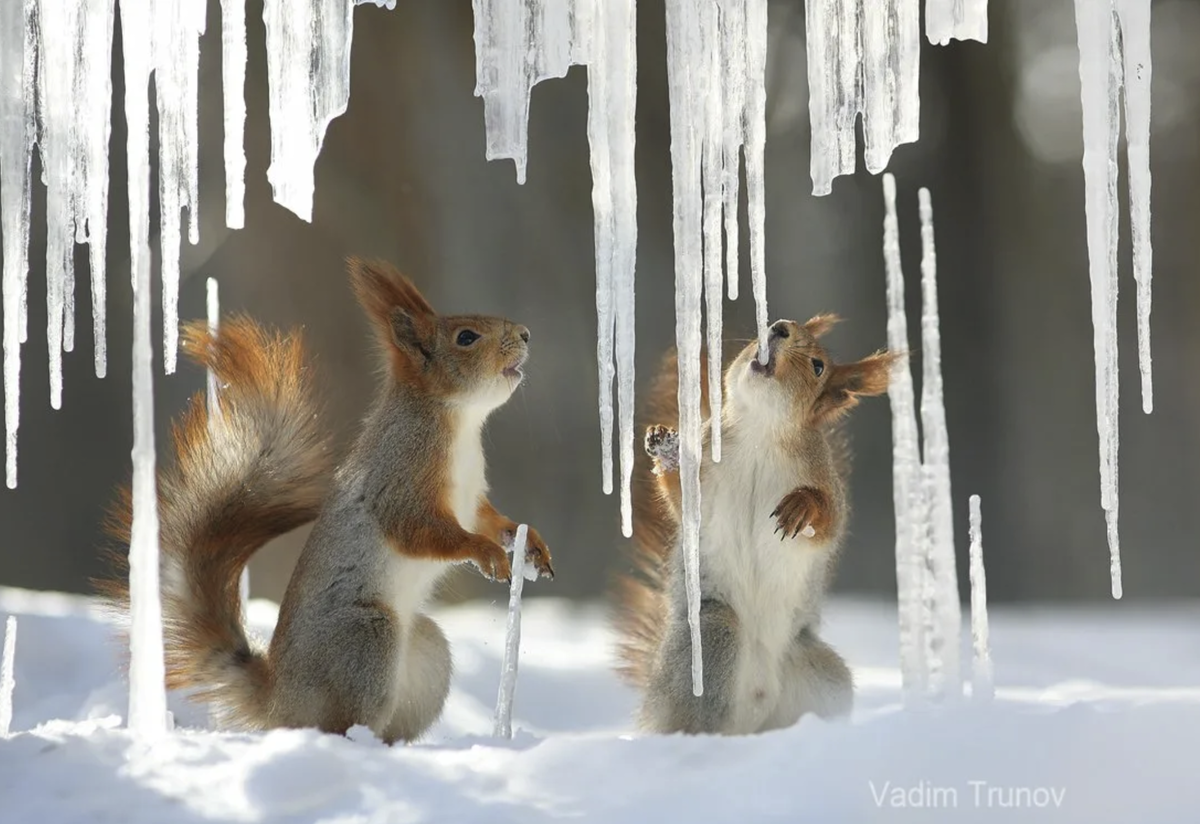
[456, 329, 481, 347]
[812, 358, 825, 377]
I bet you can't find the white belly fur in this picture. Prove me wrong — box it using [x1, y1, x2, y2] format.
[700, 437, 830, 733]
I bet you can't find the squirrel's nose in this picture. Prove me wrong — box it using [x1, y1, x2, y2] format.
[517, 325, 530, 344]
[769, 321, 790, 340]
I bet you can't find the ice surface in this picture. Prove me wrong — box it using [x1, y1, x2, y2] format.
[1072, 0, 1123, 600]
[917, 187, 961, 700]
[805, 0, 921, 195]
[0, 0, 37, 487]
[262, 0, 354, 222]
[220, 0, 247, 230]
[154, 0, 206, 375]
[967, 494, 993, 703]
[493, 524, 528, 739]
[36, 0, 116, 405]
[881, 174, 925, 703]
[664, 0, 705, 697]
[0, 615, 14, 736]
[925, 0, 988, 46]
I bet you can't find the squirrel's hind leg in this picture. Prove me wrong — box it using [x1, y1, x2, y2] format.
[638, 598, 742, 735]
[758, 627, 853, 733]
[380, 613, 451, 744]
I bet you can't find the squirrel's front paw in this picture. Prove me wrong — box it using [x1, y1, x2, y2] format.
[771, 487, 832, 542]
[645, 424, 680, 475]
[500, 525, 554, 581]
[470, 540, 512, 583]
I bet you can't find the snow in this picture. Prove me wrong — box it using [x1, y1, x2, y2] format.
[881, 173, 924, 703]
[220, 0, 247, 230]
[261, 0, 354, 223]
[967, 494, 994, 704]
[493, 524, 529, 739]
[918, 187, 962, 700]
[127, 240, 166, 737]
[0, 0, 36, 488]
[926, 0, 989, 46]
[0, 616, 14, 736]
[805, 0, 921, 196]
[2, 586, 1200, 821]
[663, 0, 706, 697]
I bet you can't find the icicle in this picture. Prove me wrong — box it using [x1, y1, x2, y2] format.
[1072, 0, 1123, 599]
[493, 524, 529, 739]
[0, 616, 15, 736]
[719, 1, 745, 303]
[967, 494, 993, 702]
[0, 0, 36, 488]
[917, 187, 961, 699]
[1115, 0, 1153, 414]
[205, 278, 220, 424]
[221, 0, 247, 230]
[925, 0, 988, 46]
[262, 0, 354, 221]
[804, 0, 921, 196]
[745, 0, 770, 366]
[701, 2, 724, 461]
[154, 0, 206, 375]
[585, 0, 638, 535]
[882, 173, 925, 703]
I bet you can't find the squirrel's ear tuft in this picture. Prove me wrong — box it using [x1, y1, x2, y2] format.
[803, 313, 842, 339]
[346, 256, 436, 327]
[811, 349, 902, 425]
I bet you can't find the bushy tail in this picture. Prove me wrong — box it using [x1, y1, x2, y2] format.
[98, 316, 333, 727]
[612, 346, 711, 688]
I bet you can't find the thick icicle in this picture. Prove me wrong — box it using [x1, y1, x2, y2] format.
[664, 0, 705, 696]
[882, 174, 925, 702]
[585, 0, 638, 533]
[220, 0, 247, 230]
[154, 0, 206, 374]
[1115, 0, 1153, 414]
[262, 0, 354, 221]
[745, 0, 770, 365]
[805, 0, 921, 195]
[0, 0, 36, 488]
[0, 616, 15, 736]
[967, 494, 993, 702]
[206, 278, 221, 422]
[701, 3, 724, 461]
[917, 187, 961, 700]
[493, 524, 529, 739]
[926, 0, 988, 46]
[1072, 0, 1122, 599]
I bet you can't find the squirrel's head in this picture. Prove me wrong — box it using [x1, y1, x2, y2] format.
[726, 315, 898, 428]
[347, 257, 530, 410]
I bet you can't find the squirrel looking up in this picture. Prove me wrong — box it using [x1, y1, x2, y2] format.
[100, 257, 552, 743]
[614, 315, 896, 735]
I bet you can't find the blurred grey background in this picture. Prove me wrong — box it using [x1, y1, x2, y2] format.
[1, 0, 1198, 604]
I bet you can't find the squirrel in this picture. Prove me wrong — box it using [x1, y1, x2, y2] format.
[613, 315, 896, 735]
[99, 257, 553, 744]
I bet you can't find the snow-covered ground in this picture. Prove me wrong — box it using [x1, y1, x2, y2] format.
[0, 586, 1198, 822]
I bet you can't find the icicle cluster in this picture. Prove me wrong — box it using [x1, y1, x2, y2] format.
[967, 494, 994, 703]
[1072, 0, 1154, 600]
[493, 524, 529, 739]
[0, 615, 16, 736]
[882, 175, 962, 705]
[926, 0, 988, 46]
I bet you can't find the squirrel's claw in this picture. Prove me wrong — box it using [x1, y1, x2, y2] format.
[772, 487, 828, 543]
[645, 424, 681, 475]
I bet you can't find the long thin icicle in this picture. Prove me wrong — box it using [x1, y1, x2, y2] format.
[701, 1, 724, 460]
[1073, 0, 1123, 599]
[917, 187, 961, 700]
[493, 524, 529, 739]
[926, 0, 988, 46]
[0, 616, 15, 736]
[805, 0, 921, 195]
[882, 173, 925, 703]
[262, 0, 354, 221]
[664, 0, 705, 696]
[221, 0, 247, 230]
[155, 0, 206, 374]
[0, 0, 37, 488]
[967, 494, 993, 703]
[745, 0, 770, 366]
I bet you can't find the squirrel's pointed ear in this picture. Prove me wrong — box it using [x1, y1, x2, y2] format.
[811, 350, 901, 425]
[803, 313, 842, 339]
[346, 256, 436, 326]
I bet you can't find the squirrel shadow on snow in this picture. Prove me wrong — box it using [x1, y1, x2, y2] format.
[613, 315, 900, 736]
[98, 257, 551, 744]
